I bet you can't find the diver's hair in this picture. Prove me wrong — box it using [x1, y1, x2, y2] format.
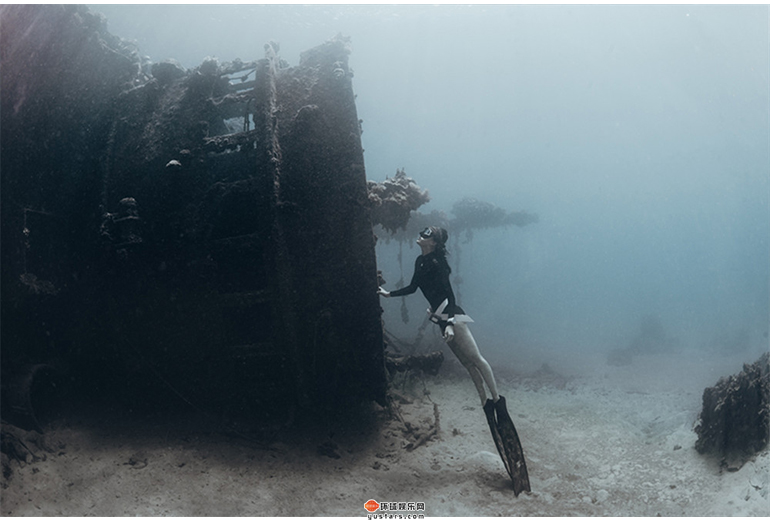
[430, 226, 450, 259]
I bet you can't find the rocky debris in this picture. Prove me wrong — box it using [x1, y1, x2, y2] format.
[389, 399, 441, 453]
[385, 351, 445, 377]
[694, 352, 770, 469]
[1, 422, 59, 487]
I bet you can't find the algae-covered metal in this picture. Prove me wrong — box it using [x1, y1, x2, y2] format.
[1, 5, 385, 422]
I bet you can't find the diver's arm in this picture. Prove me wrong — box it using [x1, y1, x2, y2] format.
[388, 280, 419, 297]
[444, 285, 457, 319]
[440, 258, 457, 319]
[387, 257, 421, 298]
[442, 282, 457, 340]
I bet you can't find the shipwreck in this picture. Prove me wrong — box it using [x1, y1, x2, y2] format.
[1, 4, 386, 428]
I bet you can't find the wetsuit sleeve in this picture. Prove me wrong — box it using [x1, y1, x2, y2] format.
[440, 258, 457, 319]
[389, 257, 420, 297]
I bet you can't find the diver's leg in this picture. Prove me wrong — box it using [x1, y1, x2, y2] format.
[448, 339, 488, 404]
[452, 322, 500, 402]
[466, 366, 488, 405]
[451, 323, 530, 494]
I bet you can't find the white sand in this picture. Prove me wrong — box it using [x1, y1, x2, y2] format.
[2, 350, 768, 516]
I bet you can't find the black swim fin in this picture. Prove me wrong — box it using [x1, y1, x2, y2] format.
[483, 399, 510, 475]
[483, 395, 531, 496]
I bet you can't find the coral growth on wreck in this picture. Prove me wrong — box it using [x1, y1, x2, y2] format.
[367, 168, 431, 233]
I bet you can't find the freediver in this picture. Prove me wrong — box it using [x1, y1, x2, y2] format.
[377, 226, 531, 496]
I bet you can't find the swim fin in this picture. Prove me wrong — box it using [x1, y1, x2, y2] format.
[483, 395, 531, 496]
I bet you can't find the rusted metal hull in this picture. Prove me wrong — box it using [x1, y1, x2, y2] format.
[1, 5, 385, 423]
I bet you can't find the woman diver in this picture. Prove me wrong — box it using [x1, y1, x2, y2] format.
[377, 225, 499, 406]
[377, 225, 531, 495]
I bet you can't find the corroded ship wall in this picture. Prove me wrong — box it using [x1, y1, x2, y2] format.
[1, 5, 385, 424]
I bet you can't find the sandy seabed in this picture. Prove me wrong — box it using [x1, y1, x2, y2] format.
[1, 349, 768, 517]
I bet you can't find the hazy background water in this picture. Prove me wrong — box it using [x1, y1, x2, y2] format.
[91, 4, 769, 378]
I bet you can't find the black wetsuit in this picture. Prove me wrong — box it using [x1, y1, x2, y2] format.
[389, 251, 464, 329]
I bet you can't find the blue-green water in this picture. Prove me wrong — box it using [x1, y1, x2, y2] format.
[92, 3, 769, 375]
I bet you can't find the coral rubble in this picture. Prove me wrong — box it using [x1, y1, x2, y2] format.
[695, 353, 770, 468]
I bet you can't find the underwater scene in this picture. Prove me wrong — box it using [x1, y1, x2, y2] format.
[1, 4, 768, 517]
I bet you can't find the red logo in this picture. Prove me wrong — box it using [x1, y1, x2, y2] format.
[364, 499, 380, 512]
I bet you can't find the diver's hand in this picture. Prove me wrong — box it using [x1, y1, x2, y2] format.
[377, 287, 390, 297]
[443, 324, 455, 342]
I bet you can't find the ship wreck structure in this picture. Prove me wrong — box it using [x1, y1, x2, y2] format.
[1, 5, 386, 426]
